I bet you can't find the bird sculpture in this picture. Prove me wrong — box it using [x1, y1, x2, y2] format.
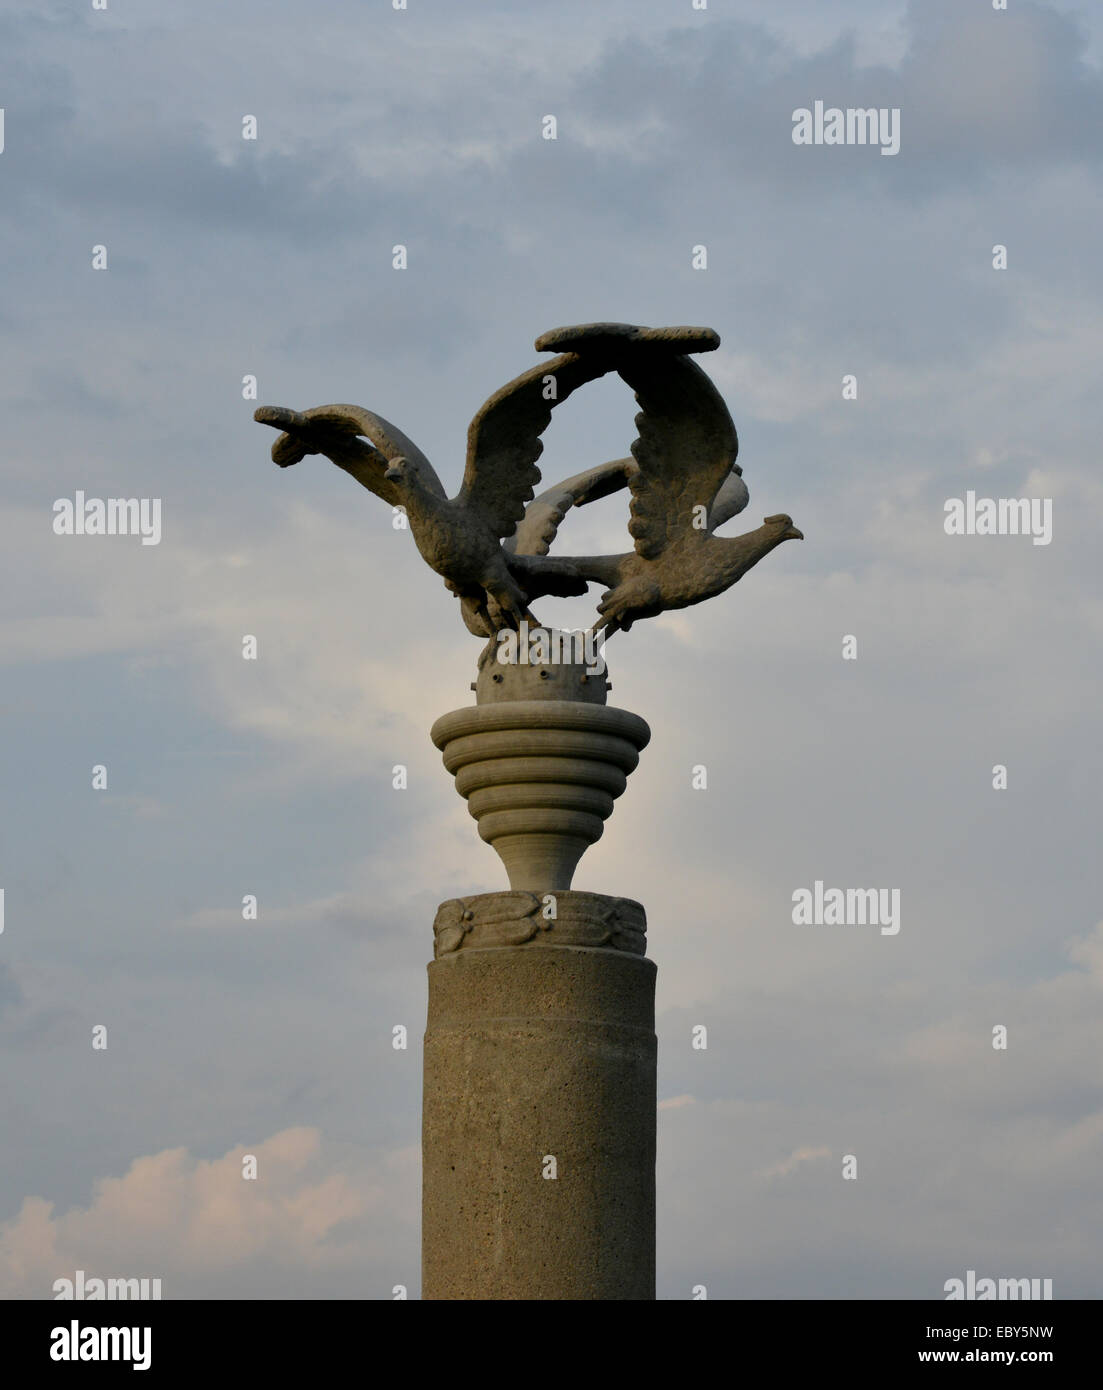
[254, 321, 802, 642]
[254, 349, 618, 637]
[507, 452, 749, 561]
[517, 329, 802, 636]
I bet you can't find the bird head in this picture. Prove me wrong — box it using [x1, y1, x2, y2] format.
[383, 455, 410, 483]
[255, 406, 313, 468]
[764, 513, 804, 542]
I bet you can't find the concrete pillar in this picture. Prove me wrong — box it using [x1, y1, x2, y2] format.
[423, 646, 655, 1300]
[422, 896, 656, 1300]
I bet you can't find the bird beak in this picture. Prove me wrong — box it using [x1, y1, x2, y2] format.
[763, 514, 803, 541]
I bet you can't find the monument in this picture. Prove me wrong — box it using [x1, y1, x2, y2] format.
[256, 322, 802, 1299]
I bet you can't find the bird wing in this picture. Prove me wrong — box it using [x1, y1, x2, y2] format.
[618, 351, 738, 559]
[254, 403, 445, 505]
[505, 457, 634, 556]
[708, 468, 750, 533]
[534, 322, 720, 356]
[457, 352, 614, 540]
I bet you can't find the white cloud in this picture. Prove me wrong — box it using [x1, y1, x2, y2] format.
[757, 1145, 832, 1180]
[0, 1128, 417, 1300]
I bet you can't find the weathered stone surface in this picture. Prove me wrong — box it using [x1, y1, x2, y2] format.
[432, 699, 650, 894]
[533, 321, 720, 355]
[473, 645, 611, 704]
[433, 889, 646, 958]
[422, 940, 656, 1300]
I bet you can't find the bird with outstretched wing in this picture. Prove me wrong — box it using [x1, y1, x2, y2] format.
[507, 451, 750, 561]
[504, 322, 749, 564]
[524, 332, 802, 637]
[255, 321, 800, 642]
[255, 349, 617, 636]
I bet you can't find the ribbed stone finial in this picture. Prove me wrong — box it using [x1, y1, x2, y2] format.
[430, 647, 650, 893]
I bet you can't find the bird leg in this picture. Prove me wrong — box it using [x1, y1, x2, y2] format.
[589, 614, 623, 641]
[592, 576, 662, 636]
[484, 572, 539, 632]
[504, 552, 590, 600]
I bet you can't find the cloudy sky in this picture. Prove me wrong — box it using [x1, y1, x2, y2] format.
[2, 0, 1101, 1299]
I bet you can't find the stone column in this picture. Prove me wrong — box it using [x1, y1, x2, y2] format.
[422, 647, 655, 1300]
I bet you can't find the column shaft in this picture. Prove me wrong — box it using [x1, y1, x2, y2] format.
[422, 943, 656, 1300]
